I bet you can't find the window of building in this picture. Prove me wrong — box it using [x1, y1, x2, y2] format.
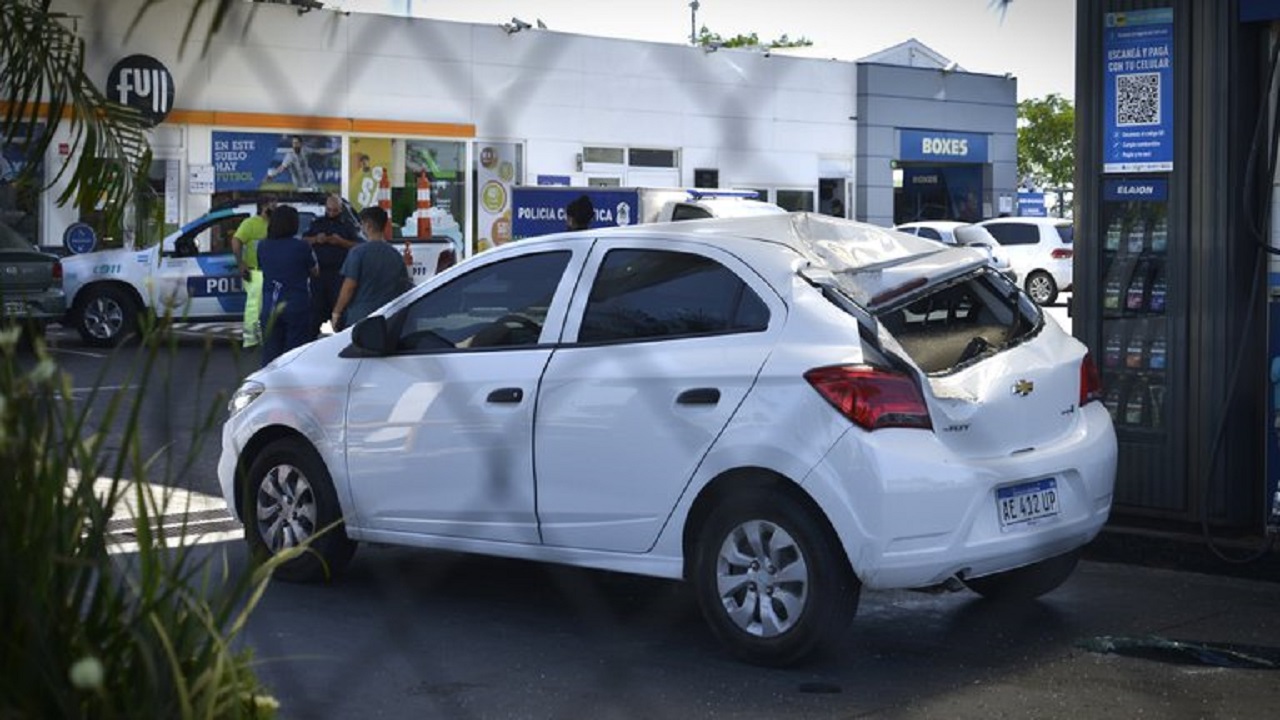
[777, 189, 815, 212]
[578, 249, 770, 343]
[583, 147, 625, 165]
[628, 148, 679, 168]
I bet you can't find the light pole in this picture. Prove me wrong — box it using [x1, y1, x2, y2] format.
[690, 1, 700, 45]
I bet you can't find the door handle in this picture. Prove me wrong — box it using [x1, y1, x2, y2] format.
[676, 388, 721, 405]
[487, 387, 524, 404]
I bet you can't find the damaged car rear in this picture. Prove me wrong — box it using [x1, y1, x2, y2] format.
[219, 213, 1116, 667]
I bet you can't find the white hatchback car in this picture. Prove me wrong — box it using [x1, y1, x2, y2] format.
[220, 213, 1116, 666]
[977, 217, 1075, 306]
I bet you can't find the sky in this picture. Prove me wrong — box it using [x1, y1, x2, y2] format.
[332, 0, 1076, 101]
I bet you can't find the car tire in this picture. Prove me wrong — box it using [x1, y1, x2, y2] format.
[694, 489, 859, 666]
[244, 437, 356, 583]
[964, 549, 1081, 601]
[74, 285, 139, 347]
[1025, 271, 1059, 306]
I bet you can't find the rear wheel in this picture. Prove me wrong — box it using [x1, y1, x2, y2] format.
[74, 285, 139, 347]
[694, 489, 859, 666]
[964, 549, 1081, 601]
[243, 437, 355, 583]
[1025, 271, 1059, 306]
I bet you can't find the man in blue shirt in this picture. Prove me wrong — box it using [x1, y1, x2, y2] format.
[331, 206, 412, 331]
[304, 193, 361, 334]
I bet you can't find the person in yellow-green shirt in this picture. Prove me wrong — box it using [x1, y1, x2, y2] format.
[233, 197, 275, 347]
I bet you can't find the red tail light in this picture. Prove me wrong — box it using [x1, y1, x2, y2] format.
[435, 248, 457, 274]
[52, 260, 63, 280]
[804, 365, 932, 431]
[1080, 353, 1103, 406]
[1051, 248, 1073, 260]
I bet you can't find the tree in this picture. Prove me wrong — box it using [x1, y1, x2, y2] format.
[695, 26, 813, 50]
[1017, 93, 1075, 202]
[0, 1, 154, 227]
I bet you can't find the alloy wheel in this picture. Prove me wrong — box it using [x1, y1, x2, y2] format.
[256, 463, 318, 553]
[714, 519, 810, 638]
[83, 296, 124, 340]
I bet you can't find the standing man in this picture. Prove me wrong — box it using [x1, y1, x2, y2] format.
[331, 206, 412, 331]
[232, 196, 274, 347]
[304, 193, 361, 334]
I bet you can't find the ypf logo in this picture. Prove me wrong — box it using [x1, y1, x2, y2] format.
[107, 55, 175, 126]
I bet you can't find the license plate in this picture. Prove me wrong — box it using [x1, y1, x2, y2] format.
[996, 478, 1059, 531]
[3, 301, 25, 316]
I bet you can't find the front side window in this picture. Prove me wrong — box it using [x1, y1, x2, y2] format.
[170, 214, 246, 257]
[915, 227, 944, 242]
[578, 249, 769, 343]
[396, 251, 571, 352]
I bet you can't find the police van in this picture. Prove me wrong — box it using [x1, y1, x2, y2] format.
[61, 200, 456, 346]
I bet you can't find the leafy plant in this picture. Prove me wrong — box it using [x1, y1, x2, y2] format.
[0, 325, 279, 719]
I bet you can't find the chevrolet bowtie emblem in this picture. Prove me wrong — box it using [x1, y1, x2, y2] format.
[1012, 379, 1035, 397]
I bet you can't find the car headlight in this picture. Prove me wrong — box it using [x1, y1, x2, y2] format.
[228, 381, 265, 417]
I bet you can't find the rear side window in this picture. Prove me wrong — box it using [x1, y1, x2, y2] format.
[579, 249, 769, 342]
[1055, 224, 1074, 243]
[985, 223, 1041, 246]
[670, 204, 713, 221]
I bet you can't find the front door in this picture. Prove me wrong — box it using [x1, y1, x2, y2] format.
[344, 247, 582, 543]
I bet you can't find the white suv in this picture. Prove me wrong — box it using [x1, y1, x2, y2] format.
[977, 217, 1074, 305]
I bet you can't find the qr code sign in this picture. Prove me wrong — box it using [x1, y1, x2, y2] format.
[1116, 72, 1161, 126]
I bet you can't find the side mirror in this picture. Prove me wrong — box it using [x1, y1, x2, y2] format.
[351, 315, 392, 355]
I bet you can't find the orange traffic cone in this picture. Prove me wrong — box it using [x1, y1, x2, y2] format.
[416, 171, 433, 240]
[378, 166, 391, 212]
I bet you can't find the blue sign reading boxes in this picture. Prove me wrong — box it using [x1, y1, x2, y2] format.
[899, 129, 989, 164]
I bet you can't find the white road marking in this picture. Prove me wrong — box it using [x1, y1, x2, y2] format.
[69, 471, 242, 554]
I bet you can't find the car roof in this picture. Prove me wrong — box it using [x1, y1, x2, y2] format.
[979, 217, 1071, 227]
[896, 221, 967, 231]
[518, 212, 988, 306]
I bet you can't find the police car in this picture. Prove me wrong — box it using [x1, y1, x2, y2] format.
[61, 200, 457, 347]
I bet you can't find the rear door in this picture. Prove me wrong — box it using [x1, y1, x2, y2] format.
[534, 238, 784, 553]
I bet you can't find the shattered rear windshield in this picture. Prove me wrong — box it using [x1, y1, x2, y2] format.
[874, 268, 1043, 375]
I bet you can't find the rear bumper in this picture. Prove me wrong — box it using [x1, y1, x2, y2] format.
[2, 289, 66, 322]
[806, 402, 1117, 590]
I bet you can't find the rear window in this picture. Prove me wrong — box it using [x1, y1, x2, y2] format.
[984, 223, 1041, 246]
[875, 269, 1043, 375]
[1055, 224, 1074, 244]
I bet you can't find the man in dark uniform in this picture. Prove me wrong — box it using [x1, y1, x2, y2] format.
[304, 193, 362, 333]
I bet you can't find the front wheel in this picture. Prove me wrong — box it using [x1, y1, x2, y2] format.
[694, 489, 859, 666]
[964, 549, 1081, 601]
[74, 285, 139, 347]
[243, 437, 355, 583]
[1025, 271, 1059, 306]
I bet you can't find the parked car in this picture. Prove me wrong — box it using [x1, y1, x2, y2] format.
[0, 221, 65, 336]
[220, 213, 1117, 666]
[893, 221, 1017, 282]
[977, 217, 1074, 305]
[60, 198, 455, 347]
